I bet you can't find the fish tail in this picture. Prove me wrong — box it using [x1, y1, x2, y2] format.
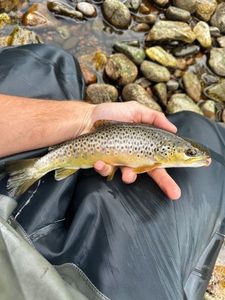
[6, 158, 41, 197]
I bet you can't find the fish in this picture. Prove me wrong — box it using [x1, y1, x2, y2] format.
[4, 120, 211, 197]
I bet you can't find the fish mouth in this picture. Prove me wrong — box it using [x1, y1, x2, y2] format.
[186, 156, 211, 167]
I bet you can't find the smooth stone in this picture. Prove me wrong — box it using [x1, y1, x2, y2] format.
[166, 6, 191, 22]
[92, 51, 108, 70]
[173, 0, 197, 13]
[8, 26, 42, 46]
[209, 48, 225, 77]
[200, 100, 216, 119]
[0, 13, 10, 29]
[146, 21, 196, 43]
[153, 83, 167, 106]
[134, 14, 157, 24]
[204, 81, 225, 102]
[47, 1, 84, 20]
[167, 80, 179, 91]
[139, 3, 150, 14]
[131, 23, 150, 32]
[80, 65, 97, 85]
[196, 0, 217, 21]
[173, 45, 200, 57]
[122, 83, 162, 111]
[183, 71, 202, 102]
[211, 3, 225, 34]
[193, 21, 212, 48]
[167, 93, 203, 114]
[153, 0, 169, 6]
[125, 0, 141, 11]
[135, 77, 151, 88]
[76, 2, 96, 17]
[86, 84, 118, 103]
[140, 60, 170, 82]
[105, 53, 138, 85]
[0, 36, 9, 47]
[114, 42, 145, 65]
[209, 26, 221, 37]
[217, 36, 225, 48]
[145, 46, 177, 68]
[102, 0, 131, 29]
[0, 0, 23, 12]
[22, 4, 49, 27]
[201, 73, 219, 85]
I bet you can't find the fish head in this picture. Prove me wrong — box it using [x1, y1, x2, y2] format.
[154, 138, 211, 168]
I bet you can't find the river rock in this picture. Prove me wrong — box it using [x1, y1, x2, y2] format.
[145, 46, 177, 68]
[217, 36, 225, 48]
[173, 45, 200, 57]
[153, 0, 169, 6]
[8, 26, 42, 46]
[201, 73, 219, 85]
[0, 0, 23, 12]
[146, 21, 196, 43]
[76, 2, 96, 17]
[139, 3, 150, 14]
[140, 60, 170, 82]
[47, 1, 84, 20]
[200, 100, 216, 119]
[204, 81, 225, 102]
[167, 94, 203, 114]
[167, 80, 179, 91]
[196, 0, 217, 21]
[114, 42, 145, 65]
[166, 6, 191, 22]
[80, 65, 97, 85]
[105, 53, 138, 85]
[22, 4, 49, 27]
[183, 71, 202, 102]
[208, 48, 225, 77]
[211, 3, 225, 34]
[173, 0, 197, 13]
[131, 23, 150, 32]
[134, 14, 157, 24]
[0, 13, 10, 28]
[102, 0, 131, 29]
[86, 84, 118, 103]
[193, 21, 212, 48]
[122, 83, 162, 111]
[153, 83, 167, 106]
[125, 0, 141, 11]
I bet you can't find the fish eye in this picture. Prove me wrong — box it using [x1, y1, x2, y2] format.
[185, 148, 198, 157]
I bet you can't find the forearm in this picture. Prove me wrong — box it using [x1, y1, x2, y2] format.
[0, 94, 94, 157]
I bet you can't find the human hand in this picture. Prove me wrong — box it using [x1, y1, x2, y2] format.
[87, 101, 181, 200]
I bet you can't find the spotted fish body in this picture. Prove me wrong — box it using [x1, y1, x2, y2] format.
[6, 121, 211, 197]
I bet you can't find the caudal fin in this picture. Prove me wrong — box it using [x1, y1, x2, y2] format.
[6, 158, 40, 197]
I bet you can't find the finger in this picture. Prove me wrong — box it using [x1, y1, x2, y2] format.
[148, 168, 181, 200]
[121, 167, 137, 184]
[94, 161, 114, 177]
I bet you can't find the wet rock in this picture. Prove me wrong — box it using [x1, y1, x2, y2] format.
[200, 100, 216, 119]
[0, 0, 23, 12]
[80, 65, 97, 85]
[173, 45, 200, 57]
[125, 0, 141, 11]
[183, 71, 202, 102]
[173, 0, 197, 13]
[208, 48, 225, 77]
[0, 13, 10, 28]
[47, 1, 84, 20]
[153, 83, 167, 106]
[105, 53, 138, 85]
[204, 81, 225, 102]
[114, 42, 145, 65]
[122, 83, 162, 111]
[166, 6, 191, 22]
[140, 60, 170, 82]
[131, 23, 150, 32]
[167, 80, 179, 91]
[0, 36, 9, 47]
[211, 3, 225, 34]
[135, 77, 151, 88]
[86, 83, 118, 103]
[201, 73, 219, 85]
[217, 36, 225, 48]
[92, 51, 107, 70]
[196, 0, 217, 21]
[145, 46, 177, 68]
[8, 26, 42, 46]
[103, 0, 131, 29]
[146, 21, 196, 43]
[22, 4, 49, 27]
[76, 2, 96, 17]
[153, 0, 169, 7]
[209, 26, 220, 37]
[134, 14, 157, 24]
[139, 3, 150, 14]
[193, 21, 212, 48]
[167, 94, 203, 114]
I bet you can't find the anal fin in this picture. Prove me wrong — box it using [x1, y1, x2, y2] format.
[132, 163, 161, 174]
[55, 168, 78, 181]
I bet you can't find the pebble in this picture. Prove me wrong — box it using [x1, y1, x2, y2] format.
[76, 2, 97, 18]
[114, 42, 145, 65]
[200, 100, 216, 119]
[173, 45, 200, 57]
[134, 14, 157, 24]
[204, 80, 225, 102]
[86, 83, 118, 103]
[125, 0, 142, 11]
[145, 46, 178, 68]
[103, 0, 131, 29]
[201, 73, 219, 85]
[196, 0, 217, 22]
[167, 93, 203, 114]
[153, 0, 169, 6]
[211, 3, 225, 34]
[183, 71, 202, 102]
[166, 6, 191, 22]
[209, 26, 221, 37]
[167, 80, 179, 91]
[140, 60, 170, 82]
[47, 1, 84, 20]
[193, 21, 212, 48]
[173, 0, 197, 13]
[208, 48, 225, 77]
[131, 23, 150, 32]
[80, 65, 97, 85]
[153, 83, 167, 106]
[217, 36, 225, 48]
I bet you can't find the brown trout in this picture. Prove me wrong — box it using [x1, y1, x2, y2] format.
[6, 120, 211, 197]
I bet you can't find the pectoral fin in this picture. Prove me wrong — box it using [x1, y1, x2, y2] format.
[107, 167, 118, 181]
[55, 168, 78, 181]
[132, 163, 161, 174]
